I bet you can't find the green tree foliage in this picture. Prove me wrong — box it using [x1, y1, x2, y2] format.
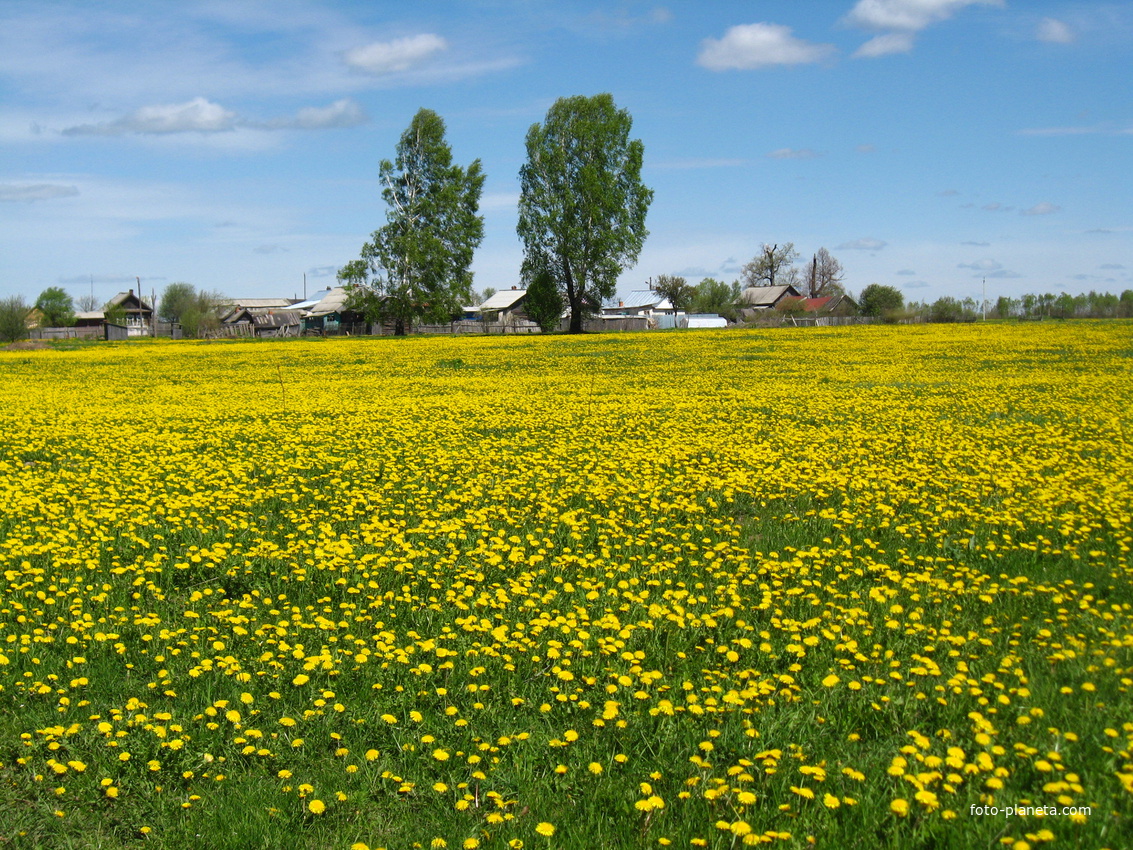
[859, 283, 905, 318]
[523, 267, 565, 333]
[653, 275, 695, 312]
[690, 278, 742, 322]
[345, 108, 485, 336]
[929, 296, 976, 323]
[158, 283, 223, 338]
[1121, 290, 1133, 318]
[158, 282, 198, 323]
[518, 93, 653, 334]
[0, 295, 30, 342]
[34, 287, 75, 327]
[741, 243, 799, 288]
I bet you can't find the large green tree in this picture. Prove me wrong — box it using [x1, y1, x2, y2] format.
[691, 278, 743, 322]
[158, 282, 197, 323]
[344, 108, 485, 335]
[518, 93, 653, 334]
[158, 282, 223, 338]
[35, 286, 75, 327]
[653, 274, 695, 312]
[859, 283, 905, 318]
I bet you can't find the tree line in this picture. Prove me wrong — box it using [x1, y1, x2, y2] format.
[0, 282, 226, 342]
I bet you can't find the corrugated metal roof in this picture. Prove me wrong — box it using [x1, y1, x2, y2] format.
[480, 289, 526, 310]
[619, 290, 673, 310]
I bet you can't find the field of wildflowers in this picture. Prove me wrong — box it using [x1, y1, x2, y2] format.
[1, 323, 1131, 850]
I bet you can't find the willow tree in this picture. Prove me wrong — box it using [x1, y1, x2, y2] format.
[517, 94, 653, 334]
[344, 108, 485, 335]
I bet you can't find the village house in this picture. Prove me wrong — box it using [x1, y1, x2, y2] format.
[104, 289, 154, 336]
[478, 287, 529, 324]
[601, 290, 678, 319]
[778, 292, 859, 317]
[737, 284, 801, 320]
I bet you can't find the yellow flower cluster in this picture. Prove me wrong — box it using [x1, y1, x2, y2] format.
[0, 323, 1130, 848]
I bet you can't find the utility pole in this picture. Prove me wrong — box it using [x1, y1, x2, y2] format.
[982, 277, 986, 322]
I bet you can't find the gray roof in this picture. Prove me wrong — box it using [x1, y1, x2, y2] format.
[253, 310, 302, 328]
[107, 291, 153, 311]
[480, 289, 527, 310]
[619, 290, 674, 310]
[738, 284, 800, 307]
[303, 287, 351, 317]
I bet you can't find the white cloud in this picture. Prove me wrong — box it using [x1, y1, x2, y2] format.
[958, 258, 1002, 271]
[0, 183, 79, 202]
[838, 237, 888, 250]
[344, 34, 448, 75]
[766, 148, 821, 160]
[1037, 17, 1075, 44]
[1021, 202, 1060, 216]
[697, 23, 835, 70]
[845, 0, 1003, 58]
[61, 97, 367, 138]
[63, 97, 237, 136]
[263, 99, 367, 130]
[844, 0, 1003, 33]
[853, 32, 915, 57]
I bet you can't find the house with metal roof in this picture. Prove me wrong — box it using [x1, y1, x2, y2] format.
[602, 290, 677, 318]
[299, 287, 367, 334]
[478, 288, 528, 324]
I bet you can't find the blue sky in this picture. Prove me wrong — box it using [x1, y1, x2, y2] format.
[2, 0, 1130, 307]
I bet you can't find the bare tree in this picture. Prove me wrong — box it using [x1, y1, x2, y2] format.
[804, 248, 845, 298]
[741, 242, 799, 288]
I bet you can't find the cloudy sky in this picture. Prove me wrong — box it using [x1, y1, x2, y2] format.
[2, 0, 1130, 306]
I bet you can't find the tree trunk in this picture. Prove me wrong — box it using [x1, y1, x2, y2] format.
[563, 259, 583, 334]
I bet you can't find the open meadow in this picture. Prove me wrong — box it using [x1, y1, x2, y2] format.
[1, 323, 1131, 850]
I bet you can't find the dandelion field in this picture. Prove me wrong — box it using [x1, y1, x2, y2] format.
[1, 323, 1131, 850]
